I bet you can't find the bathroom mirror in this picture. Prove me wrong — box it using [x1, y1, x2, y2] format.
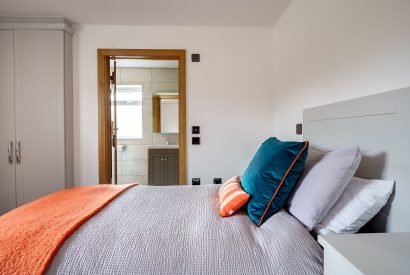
[153, 94, 179, 133]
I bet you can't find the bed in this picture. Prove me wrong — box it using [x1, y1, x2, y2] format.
[2, 87, 409, 275]
[48, 185, 323, 274]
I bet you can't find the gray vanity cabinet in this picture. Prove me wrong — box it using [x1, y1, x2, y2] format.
[148, 148, 179, 186]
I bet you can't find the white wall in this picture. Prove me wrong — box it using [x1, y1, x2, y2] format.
[272, 0, 410, 140]
[73, 25, 274, 185]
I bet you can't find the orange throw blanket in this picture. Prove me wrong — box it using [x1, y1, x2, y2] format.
[0, 183, 137, 275]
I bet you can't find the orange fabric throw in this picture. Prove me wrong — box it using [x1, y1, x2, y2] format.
[0, 183, 137, 275]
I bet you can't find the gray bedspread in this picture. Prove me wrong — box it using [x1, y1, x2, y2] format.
[48, 184, 323, 275]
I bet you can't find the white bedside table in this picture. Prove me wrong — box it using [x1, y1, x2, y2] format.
[318, 233, 410, 275]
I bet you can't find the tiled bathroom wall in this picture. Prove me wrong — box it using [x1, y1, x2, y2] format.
[116, 68, 179, 185]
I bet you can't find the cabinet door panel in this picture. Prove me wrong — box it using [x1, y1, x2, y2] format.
[0, 30, 16, 214]
[164, 153, 179, 185]
[149, 153, 164, 186]
[14, 30, 65, 205]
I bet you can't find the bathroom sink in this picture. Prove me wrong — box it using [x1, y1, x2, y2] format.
[148, 145, 179, 149]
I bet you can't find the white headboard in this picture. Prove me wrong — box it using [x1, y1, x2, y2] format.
[304, 87, 410, 233]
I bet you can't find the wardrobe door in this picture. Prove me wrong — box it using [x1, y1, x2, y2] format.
[14, 30, 66, 205]
[0, 30, 17, 215]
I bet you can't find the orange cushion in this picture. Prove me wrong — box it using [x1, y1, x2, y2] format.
[219, 176, 250, 217]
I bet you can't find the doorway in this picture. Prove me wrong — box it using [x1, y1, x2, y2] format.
[98, 49, 186, 185]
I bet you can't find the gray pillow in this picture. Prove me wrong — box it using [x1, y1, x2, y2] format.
[287, 148, 325, 203]
[299, 148, 326, 181]
[288, 147, 362, 230]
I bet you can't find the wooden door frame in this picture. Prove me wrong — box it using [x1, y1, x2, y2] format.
[97, 49, 186, 185]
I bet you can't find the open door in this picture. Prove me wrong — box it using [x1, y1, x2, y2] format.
[110, 59, 118, 184]
[98, 49, 186, 185]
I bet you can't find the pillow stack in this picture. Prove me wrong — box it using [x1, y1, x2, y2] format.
[288, 146, 394, 234]
[219, 139, 394, 234]
[288, 147, 362, 230]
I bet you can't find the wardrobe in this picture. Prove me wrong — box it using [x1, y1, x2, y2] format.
[0, 17, 74, 215]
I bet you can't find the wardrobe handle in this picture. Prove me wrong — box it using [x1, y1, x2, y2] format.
[16, 141, 21, 164]
[8, 141, 13, 164]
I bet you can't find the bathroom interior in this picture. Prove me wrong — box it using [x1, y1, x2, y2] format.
[110, 59, 179, 185]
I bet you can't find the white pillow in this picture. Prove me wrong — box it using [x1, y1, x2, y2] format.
[314, 177, 394, 235]
[288, 146, 361, 231]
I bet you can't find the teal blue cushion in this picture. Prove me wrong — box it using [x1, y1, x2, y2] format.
[241, 137, 309, 226]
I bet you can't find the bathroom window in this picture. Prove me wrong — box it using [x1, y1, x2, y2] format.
[115, 85, 143, 139]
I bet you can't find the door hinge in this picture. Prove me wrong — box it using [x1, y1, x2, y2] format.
[110, 72, 116, 84]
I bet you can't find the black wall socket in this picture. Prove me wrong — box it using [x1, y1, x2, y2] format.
[213, 178, 222, 184]
[192, 137, 200, 145]
[192, 178, 200, 185]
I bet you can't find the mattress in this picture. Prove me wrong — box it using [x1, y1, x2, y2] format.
[48, 184, 323, 274]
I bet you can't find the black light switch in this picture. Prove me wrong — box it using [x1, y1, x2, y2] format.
[191, 53, 200, 62]
[296, 123, 303, 135]
[192, 178, 200, 185]
[213, 178, 222, 184]
[192, 126, 200, 134]
[192, 137, 200, 145]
